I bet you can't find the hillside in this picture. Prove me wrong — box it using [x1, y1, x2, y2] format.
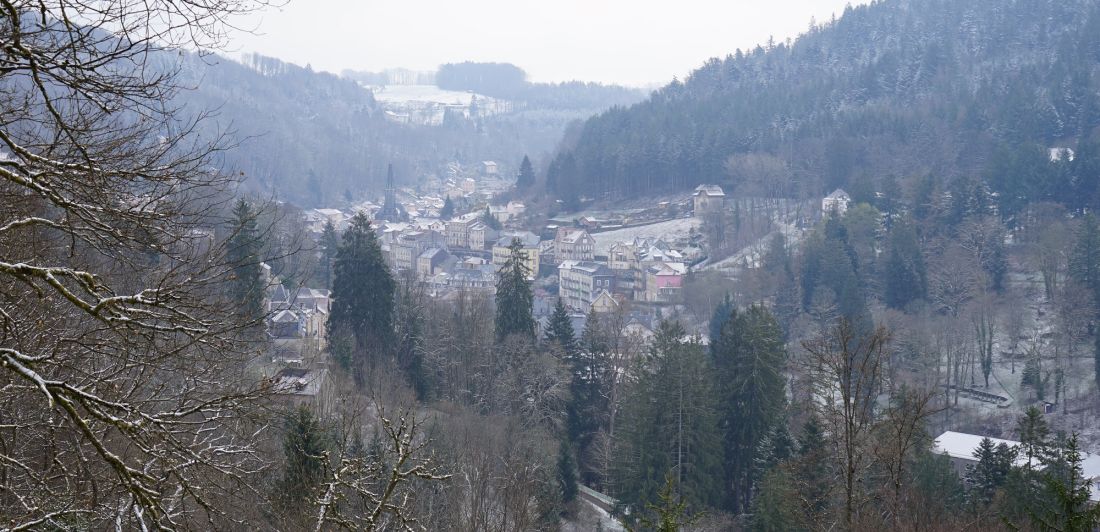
[549, 0, 1100, 213]
[174, 55, 644, 207]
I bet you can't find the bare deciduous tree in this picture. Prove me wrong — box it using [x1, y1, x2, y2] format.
[802, 319, 891, 530]
[0, 1, 280, 528]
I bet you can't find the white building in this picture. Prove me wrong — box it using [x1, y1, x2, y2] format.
[822, 188, 851, 216]
[693, 185, 726, 217]
[933, 431, 1100, 501]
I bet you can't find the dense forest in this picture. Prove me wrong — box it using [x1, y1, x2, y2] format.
[547, 0, 1100, 212]
[437, 61, 646, 110]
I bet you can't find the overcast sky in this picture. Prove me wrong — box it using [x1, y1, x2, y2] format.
[230, 0, 866, 87]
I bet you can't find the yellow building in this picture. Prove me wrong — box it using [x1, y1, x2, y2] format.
[492, 231, 541, 280]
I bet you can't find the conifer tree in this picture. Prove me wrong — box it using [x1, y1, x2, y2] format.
[1027, 434, 1100, 531]
[517, 154, 536, 189]
[227, 199, 265, 326]
[1069, 215, 1100, 383]
[482, 206, 502, 230]
[319, 220, 339, 289]
[884, 221, 926, 309]
[495, 238, 536, 341]
[615, 321, 724, 513]
[545, 298, 578, 356]
[329, 213, 395, 376]
[711, 305, 787, 513]
[278, 405, 329, 506]
[1018, 406, 1052, 470]
[558, 438, 579, 505]
[440, 196, 455, 219]
[965, 438, 1017, 507]
[795, 416, 831, 518]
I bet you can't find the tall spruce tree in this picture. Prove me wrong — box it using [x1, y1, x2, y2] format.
[614, 321, 724, 513]
[278, 405, 329, 506]
[329, 213, 395, 375]
[711, 304, 788, 513]
[545, 298, 578, 356]
[440, 196, 455, 219]
[1069, 215, 1100, 383]
[517, 154, 536, 189]
[319, 220, 339, 289]
[495, 238, 536, 341]
[884, 221, 926, 309]
[227, 199, 265, 326]
[1026, 434, 1100, 531]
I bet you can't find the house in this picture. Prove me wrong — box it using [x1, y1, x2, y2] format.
[269, 367, 335, 416]
[270, 309, 305, 338]
[693, 185, 726, 217]
[492, 231, 541, 280]
[445, 212, 482, 249]
[608, 241, 639, 272]
[643, 262, 687, 303]
[558, 260, 616, 312]
[933, 431, 1100, 501]
[554, 228, 596, 263]
[468, 221, 499, 251]
[293, 288, 331, 314]
[462, 178, 477, 195]
[591, 290, 621, 314]
[391, 230, 441, 271]
[823, 189, 851, 216]
[1050, 147, 1076, 162]
[482, 161, 499, 176]
[417, 247, 449, 279]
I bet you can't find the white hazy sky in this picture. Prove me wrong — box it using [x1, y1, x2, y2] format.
[230, 0, 867, 87]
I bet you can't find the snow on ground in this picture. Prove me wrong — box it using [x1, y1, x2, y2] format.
[366, 84, 486, 105]
[590, 217, 701, 255]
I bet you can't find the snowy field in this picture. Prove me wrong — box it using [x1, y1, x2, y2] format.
[366, 84, 492, 106]
[590, 217, 701, 255]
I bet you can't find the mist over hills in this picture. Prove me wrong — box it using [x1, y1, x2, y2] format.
[172, 54, 644, 207]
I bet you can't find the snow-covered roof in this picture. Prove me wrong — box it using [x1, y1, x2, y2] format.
[559, 260, 612, 276]
[694, 184, 726, 197]
[496, 231, 540, 248]
[557, 228, 592, 244]
[271, 367, 327, 397]
[933, 431, 1027, 467]
[825, 188, 851, 200]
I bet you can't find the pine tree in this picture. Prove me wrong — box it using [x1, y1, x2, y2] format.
[278, 405, 328, 506]
[558, 438, 579, 505]
[495, 238, 536, 341]
[1069, 215, 1100, 383]
[545, 298, 578, 356]
[227, 199, 265, 326]
[749, 467, 805, 532]
[482, 206, 502, 230]
[440, 196, 455, 219]
[965, 438, 1017, 507]
[614, 322, 724, 513]
[319, 220, 339, 289]
[1026, 434, 1100, 531]
[329, 213, 395, 376]
[1017, 406, 1052, 469]
[707, 294, 734, 356]
[884, 221, 926, 309]
[626, 473, 700, 532]
[517, 154, 535, 189]
[795, 417, 831, 517]
[712, 305, 787, 513]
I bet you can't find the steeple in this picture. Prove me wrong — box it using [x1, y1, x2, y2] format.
[375, 163, 405, 222]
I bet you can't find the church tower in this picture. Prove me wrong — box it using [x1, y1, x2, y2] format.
[375, 163, 405, 222]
